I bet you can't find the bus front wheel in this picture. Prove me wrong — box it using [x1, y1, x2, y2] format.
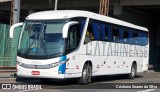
[78, 63, 92, 84]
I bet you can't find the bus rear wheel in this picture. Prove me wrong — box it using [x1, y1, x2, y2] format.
[78, 63, 92, 84]
[128, 64, 136, 79]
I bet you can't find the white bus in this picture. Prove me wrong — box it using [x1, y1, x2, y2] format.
[10, 10, 149, 84]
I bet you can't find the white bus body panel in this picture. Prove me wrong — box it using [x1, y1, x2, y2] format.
[17, 56, 63, 78]
[17, 55, 82, 79]
[74, 41, 149, 76]
[16, 10, 149, 79]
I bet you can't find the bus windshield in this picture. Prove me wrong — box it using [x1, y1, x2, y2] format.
[18, 20, 68, 59]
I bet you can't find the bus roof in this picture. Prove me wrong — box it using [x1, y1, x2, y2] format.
[26, 10, 148, 32]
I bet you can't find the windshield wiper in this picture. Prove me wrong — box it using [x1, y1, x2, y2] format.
[49, 52, 63, 57]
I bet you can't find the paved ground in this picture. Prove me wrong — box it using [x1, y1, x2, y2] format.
[0, 70, 160, 92]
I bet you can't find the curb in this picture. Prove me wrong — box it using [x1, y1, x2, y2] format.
[0, 78, 16, 83]
[0, 71, 17, 82]
[0, 69, 16, 73]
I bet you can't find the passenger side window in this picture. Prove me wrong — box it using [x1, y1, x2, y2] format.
[105, 27, 108, 41]
[84, 20, 100, 44]
[100, 23, 111, 41]
[132, 32, 139, 45]
[92, 21, 100, 40]
[100, 23, 106, 41]
[123, 30, 129, 43]
[84, 24, 94, 44]
[112, 26, 120, 42]
[139, 32, 148, 46]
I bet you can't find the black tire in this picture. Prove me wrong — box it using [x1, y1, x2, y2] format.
[78, 63, 92, 84]
[40, 78, 50, 83]
[16, 76, 23, 82]
[128, 64, 136, 79]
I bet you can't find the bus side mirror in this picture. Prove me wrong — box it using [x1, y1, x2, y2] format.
[62, 21, 79, 38]
[10, 23, 23, 38]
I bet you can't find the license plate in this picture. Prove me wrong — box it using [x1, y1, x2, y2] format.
[32, 71, 40, 75]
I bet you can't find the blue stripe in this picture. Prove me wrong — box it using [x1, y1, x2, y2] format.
[58, 56, 67, 74]
[58, 62, 66, 74]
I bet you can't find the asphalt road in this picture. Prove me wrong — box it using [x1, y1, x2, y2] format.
[0, 70, 160, 92]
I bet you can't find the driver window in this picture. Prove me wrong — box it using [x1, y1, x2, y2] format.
[66, 24, 80, 52]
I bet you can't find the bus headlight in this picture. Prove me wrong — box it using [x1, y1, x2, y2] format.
[51, 61, 66, 67]
[51, 56, 69, 68]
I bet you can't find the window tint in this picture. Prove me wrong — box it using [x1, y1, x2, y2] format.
[105, 25, 109, 41]
[71, 17, 86, 37]
[100, 23, 111, 41]
[106, 24, 112, 41]
[84, 20, 100, 44]
[84, 23, 94, 44]
[65, 24, 81, 53]
[84, 18, 148, 46]
[123, 30, 129, 43]
[139, 32, 148, 45]
[100, 23, 106, 41]
[132, 32, 139, 45]
[104, 24, 112, 41]
[112, 26, 120, 42]
[92, 21, 100, 40]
